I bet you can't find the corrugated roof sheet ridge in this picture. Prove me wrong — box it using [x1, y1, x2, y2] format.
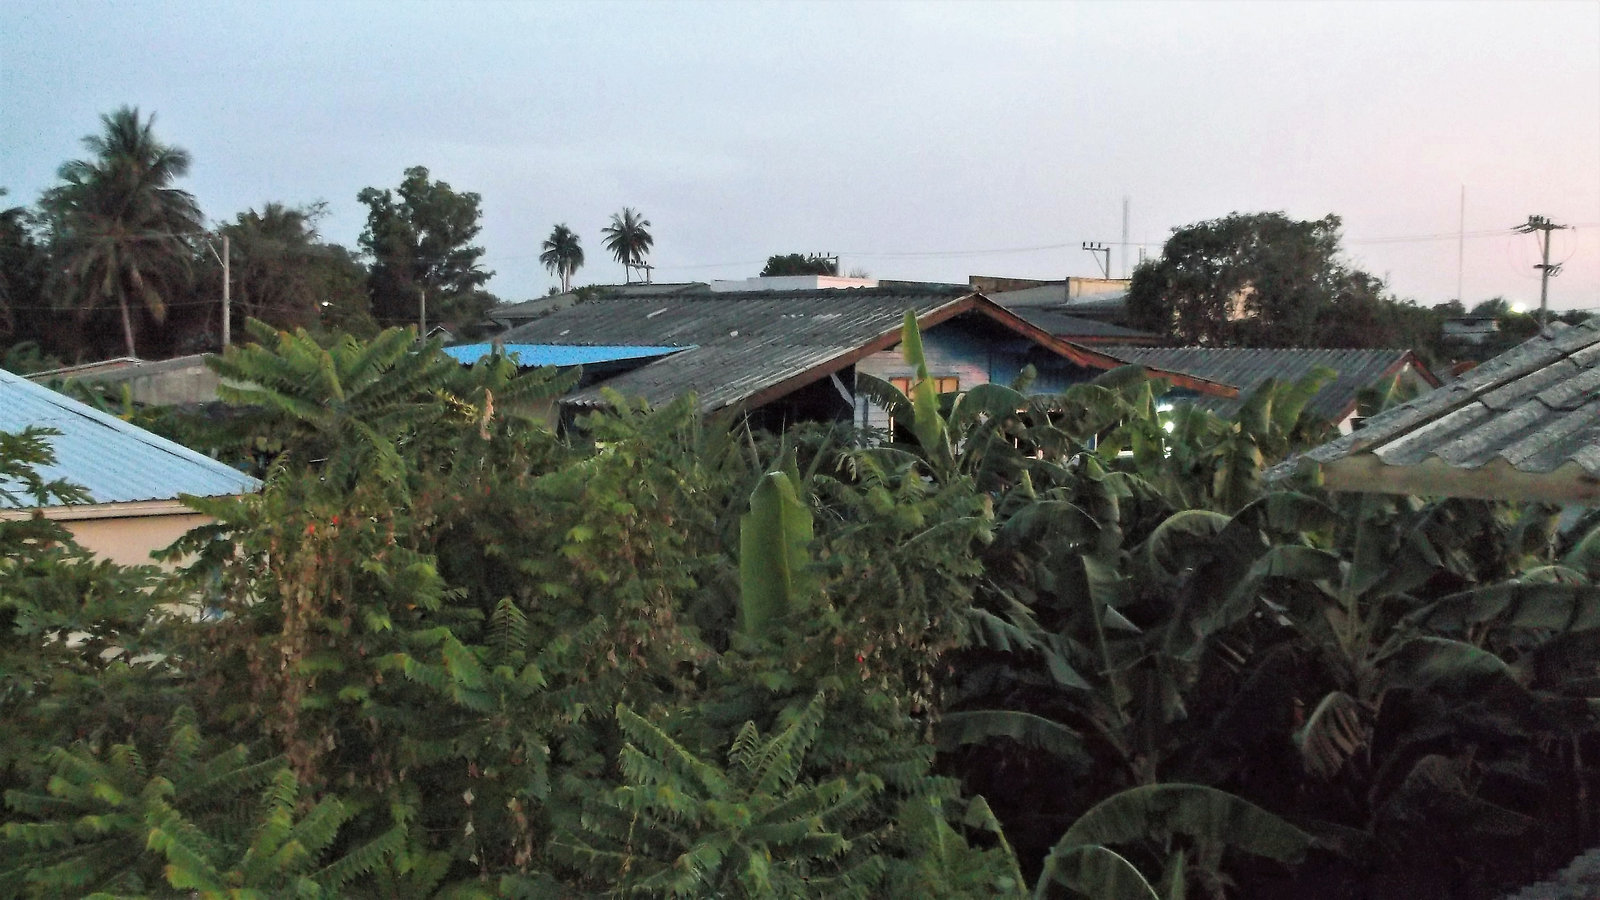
[1274, 320, 1600, 496]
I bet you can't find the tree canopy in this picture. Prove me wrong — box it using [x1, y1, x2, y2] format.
[540, 223, 584, 293]
[760, 253, 839, 277]
[40, 107, 202, 358]
[601, 207, 653, 282]
[1129, 212, 1364, 348]
[358, 166, 494, 328]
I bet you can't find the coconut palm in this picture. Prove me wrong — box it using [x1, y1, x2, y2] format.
[539, 223, 584, 293]
[601, 207, 653, 283]
[43, 107, 202, 358]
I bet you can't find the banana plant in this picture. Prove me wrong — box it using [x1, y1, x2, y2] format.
[1033, 783, 1312, 900]
[738, 469, 815, 639]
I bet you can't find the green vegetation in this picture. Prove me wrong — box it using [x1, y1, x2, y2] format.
[540, 224, 585, 294]
[0, 108, 670, 366]
[1128, 212, 1463, 364]
[2, 322, 1597, 898]
[359, 166, 495, 330]
[601, 207, 654, 283]
[760, 253, 839, 277]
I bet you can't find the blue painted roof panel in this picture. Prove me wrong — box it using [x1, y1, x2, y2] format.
[0, 368, 261, 508]
[442, 343, 687, 366]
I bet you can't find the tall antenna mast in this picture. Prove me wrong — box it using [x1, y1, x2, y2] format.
[1456, 185, 1465, 303]
[1121, 197, 1130, 278]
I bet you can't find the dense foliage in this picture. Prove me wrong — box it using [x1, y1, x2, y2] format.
[760, 254, 840, 277]
[0, 107, 668, 367]
[1127, 212, 1464, 362]
[3, 319, 1599, 898]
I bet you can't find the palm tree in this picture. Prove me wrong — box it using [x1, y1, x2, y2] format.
[539, 223, 584, 293]
[43, 107, 202, 358]
[601, 207, 653, 283]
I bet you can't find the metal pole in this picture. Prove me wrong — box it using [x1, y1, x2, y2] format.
[221, 234, 231, 348]
[1121, 197, 1130, 278]
[1456, 185, 1464, 304]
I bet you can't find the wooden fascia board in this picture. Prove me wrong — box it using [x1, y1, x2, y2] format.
[1318, 454, 1600, 505]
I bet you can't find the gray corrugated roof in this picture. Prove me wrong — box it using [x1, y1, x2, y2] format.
[1009, 309, 1159, 341]
[1106, 346, 1424, 423]
[0, 368, 261, 508]
[1283, 321, 1600, 503]
[498, 286, 973, 411]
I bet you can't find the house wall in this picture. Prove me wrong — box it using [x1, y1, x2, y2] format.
[37, 356, 224, 406]
[61, 513, 214, 568]
[852, 321, 1105, 431]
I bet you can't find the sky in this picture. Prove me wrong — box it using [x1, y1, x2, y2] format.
[3, 0, 1598, 311]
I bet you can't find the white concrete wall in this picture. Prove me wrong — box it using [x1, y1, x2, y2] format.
[708, 276, 878, 292]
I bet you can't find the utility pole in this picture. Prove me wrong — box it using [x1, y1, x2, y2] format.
[1514, 215, 1568, 332]
[221, 234, 230, 348]
[1082, 242, 1111, 279]
[204, 234, 231, 348]
[418, 284, 427, 342]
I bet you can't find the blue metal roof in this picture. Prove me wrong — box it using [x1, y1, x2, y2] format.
[0, 368, 261, 509]
[442, 343, 688, 367]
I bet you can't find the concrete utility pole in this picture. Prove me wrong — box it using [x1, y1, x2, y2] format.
[1515, 215, 1568, 332]
[418, 284, 427, 341]
[204, 234, 231, 348]
[221, 234, 230, 348]
[1082, 242, 1111, 279]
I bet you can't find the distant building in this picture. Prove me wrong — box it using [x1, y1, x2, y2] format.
[1441, 316, 1501, 345]
[28, 354, 223, 407]
[492, 284, 1233, 429]
[0, 368, 260, 565]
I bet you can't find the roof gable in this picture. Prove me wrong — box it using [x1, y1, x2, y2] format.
[0, 368, 260, 508]
[1280, 321, 1600, 504]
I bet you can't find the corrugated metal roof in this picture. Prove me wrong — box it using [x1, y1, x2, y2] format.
[1282, 320, 1600, 503]
[495, 286, 1237, 413]
[1105, 346, 1426, 423]
[498, 286, 975, 411]
[442, 343, 687, 366]
[0, 368, 261, 508]
[1010, 309, 1160, 341]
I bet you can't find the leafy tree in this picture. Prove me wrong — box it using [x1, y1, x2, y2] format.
[760, 253, 839, 277]
[539, 223, 584, 293]
[601, 207, 653, 282]
[202, 202, 371, 335]
[1130, 212, 1380, 348]
[358, 166, 494, 328]
[40, 107, 203, 358]
[553, 695, 889, 897]
[0, 190, 48, 345]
